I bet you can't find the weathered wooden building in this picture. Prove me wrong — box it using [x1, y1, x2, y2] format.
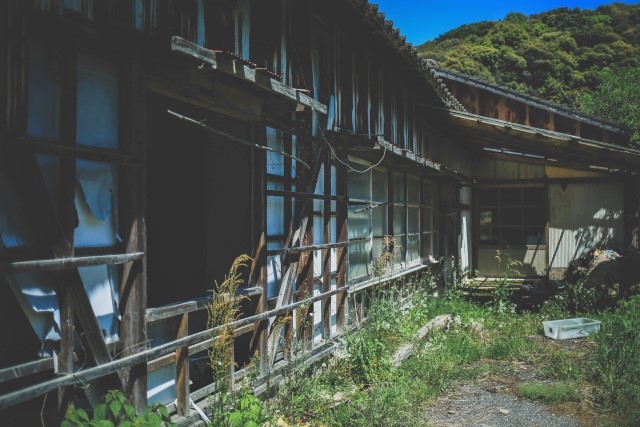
[1, 0, 639, 423]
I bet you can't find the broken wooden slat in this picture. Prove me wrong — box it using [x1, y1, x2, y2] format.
[391, 314, 452, 367]
[0, 285, 348, 410]
[0, 252, 144, 274]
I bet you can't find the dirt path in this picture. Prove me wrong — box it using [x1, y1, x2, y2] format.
[423, 353, 618, 427]
[424, 383, 577, 427]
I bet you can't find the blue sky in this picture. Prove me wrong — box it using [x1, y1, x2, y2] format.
[373, 0, 640, 44]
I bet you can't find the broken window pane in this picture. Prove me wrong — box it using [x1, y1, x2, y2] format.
[74, 160, 119, 247]
[78, 265, 120, 343]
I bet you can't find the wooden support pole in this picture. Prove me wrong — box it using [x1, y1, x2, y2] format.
[120, 59, 147, 411]
[175, 313, 189, 417]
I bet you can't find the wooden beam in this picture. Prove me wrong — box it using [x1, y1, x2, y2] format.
[0, 286, 348, 410]
[145, 288, 262, 323]
[0, 253, 144, 274]
[265, 241, 348, 256]
[175, 313, 189, 417]
[171, 37, 327, 115]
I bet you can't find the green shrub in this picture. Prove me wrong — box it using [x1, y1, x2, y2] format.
[61, 390, 174, 427]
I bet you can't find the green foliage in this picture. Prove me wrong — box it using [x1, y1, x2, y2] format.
[579, 67, 640, 145]
[590, 296, 640, 426]
[224, 390, 268, 427]
[418, 4, 640, 109]
[518, 382, 581, 403]
[61, 390, 174, 427]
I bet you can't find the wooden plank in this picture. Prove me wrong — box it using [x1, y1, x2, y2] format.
[175, 314, 189, 417]
[17, 136, 139, 165]
[0, 285, 349, 411]
[0, 253, 144, 274]
[0, 359, 54, 383]
[120, 58, 147, 411]
[145, 288, 262, 323]
[265, 241, 348, 256]
[171, 37, 327, 115]
[266, 188, 346, 201]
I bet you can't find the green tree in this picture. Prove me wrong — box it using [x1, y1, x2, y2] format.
[580, 67, 640, 146]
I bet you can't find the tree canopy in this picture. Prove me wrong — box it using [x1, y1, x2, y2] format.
[418, 3, 640, 111]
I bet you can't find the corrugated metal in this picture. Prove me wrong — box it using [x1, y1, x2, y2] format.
[548, 182, 624, 269]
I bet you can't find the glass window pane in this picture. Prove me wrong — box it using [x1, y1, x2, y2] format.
[348, 169, 370, 201]
[267, 196, 284, 236]
[348, 207, 370, 239]
[407, 175, 419, 202]
[266, 127, 284, 176]
[313, 214, 324, 245]
[393, 173, 405, 202]
[76, 54, 119, 149]
[393, 235, 406, 262]
[408, 206, 419, 234]
[348, 241, 370, 278]
[479, 210, 493, 241]
[421, 233, 432, 256]
[393, 205, 406, 234]
[422, 208, 433, 233]
[407, 235, 419, 262]
[422, 180, 435, 206]
[372, 168, 387, 203]
[501, 207, 521, 227]
[371, 205, 387, 237]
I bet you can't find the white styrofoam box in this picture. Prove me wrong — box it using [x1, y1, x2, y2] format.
[543, 318, 601, 340]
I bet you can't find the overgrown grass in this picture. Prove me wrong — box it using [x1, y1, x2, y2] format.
[589, 296, 640, 426]
[518, 382, 581, 404]
[266, 273, 640, 426]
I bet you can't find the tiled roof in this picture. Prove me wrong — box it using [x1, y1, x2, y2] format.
[347, 0, 467, 112]
[432, 66, 631, 136]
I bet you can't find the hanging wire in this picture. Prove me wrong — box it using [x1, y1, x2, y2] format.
[289, 43, 387, 174]
[167, 110, 311, 170]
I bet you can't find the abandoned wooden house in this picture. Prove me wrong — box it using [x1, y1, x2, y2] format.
[1, 0, 639, 424]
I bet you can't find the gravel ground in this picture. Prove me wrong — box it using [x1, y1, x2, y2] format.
[424, 383, 577, 427]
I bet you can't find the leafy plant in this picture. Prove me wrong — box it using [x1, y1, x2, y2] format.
[61, 390, 174, 427]
[491, 250, 521, 314]
[225, 389, 268, 427]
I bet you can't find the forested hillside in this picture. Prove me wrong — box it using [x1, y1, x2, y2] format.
[417, 3, 640, 110]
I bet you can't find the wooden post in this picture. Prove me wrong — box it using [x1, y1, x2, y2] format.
[249, 124, 269, 377]
[120, 59, 147, 411]
[322, 151, 332, 340]
[335, 154, 348, 331]
[175, 313, 189, 417]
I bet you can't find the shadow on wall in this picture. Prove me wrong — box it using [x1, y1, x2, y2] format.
[548, 182, 624, 278]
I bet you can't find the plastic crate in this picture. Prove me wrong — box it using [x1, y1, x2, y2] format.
[542, 318, 601, 340]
